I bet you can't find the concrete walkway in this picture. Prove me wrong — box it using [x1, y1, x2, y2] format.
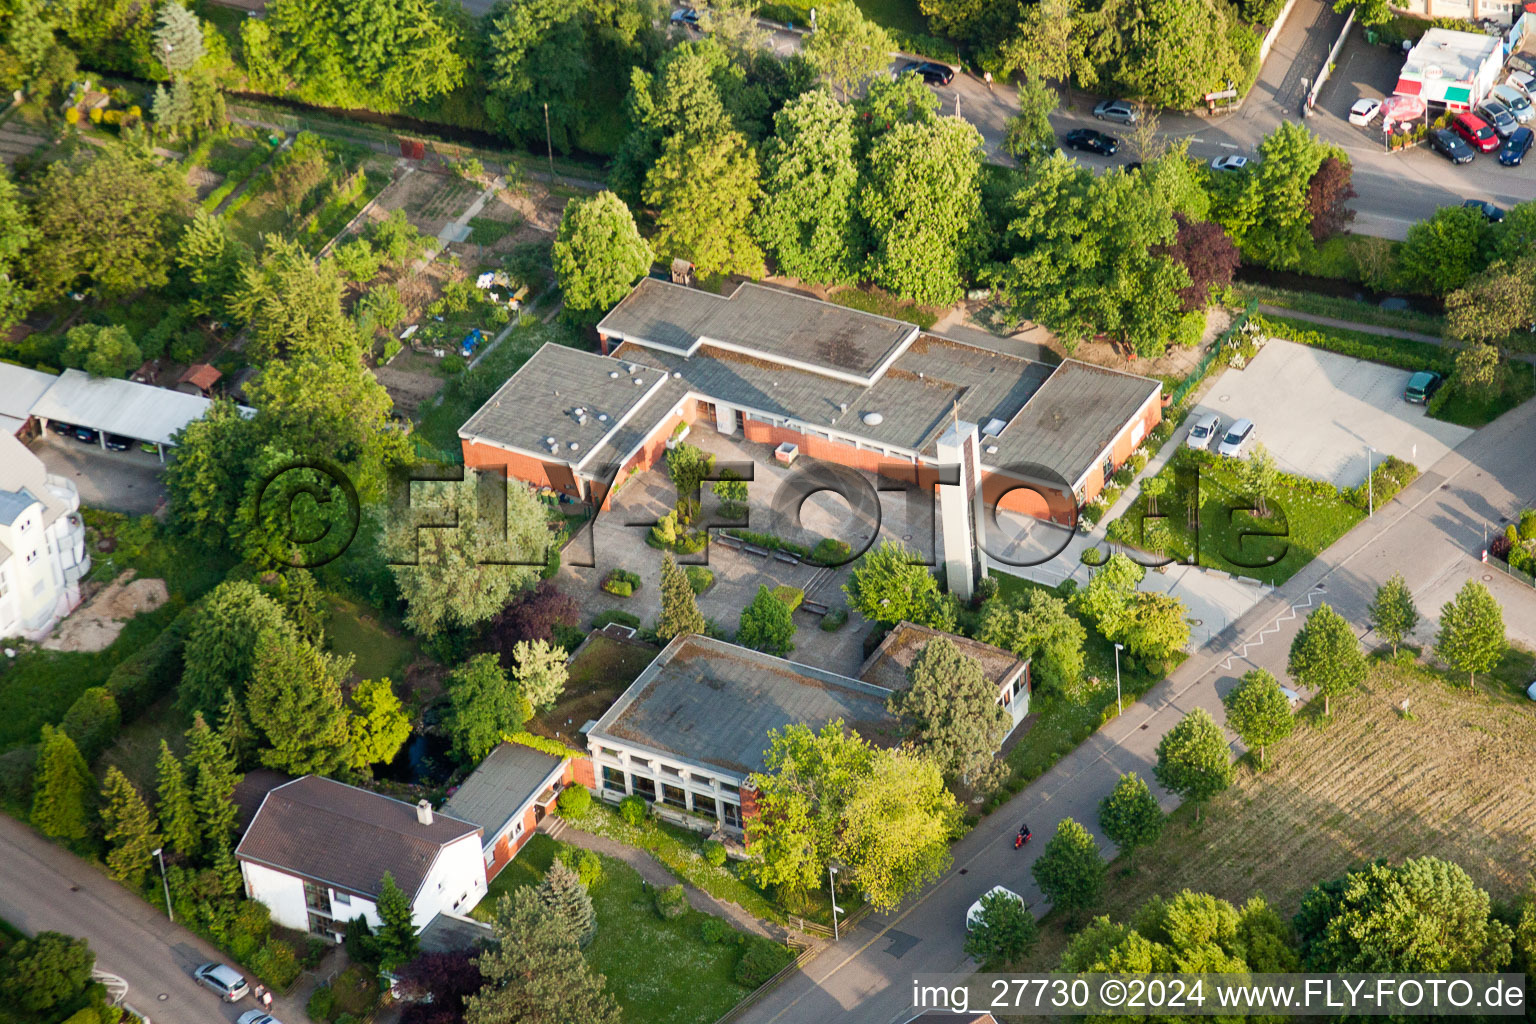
[537, 817, 818, 948]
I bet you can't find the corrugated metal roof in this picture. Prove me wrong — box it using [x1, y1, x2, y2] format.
[26, 369, 241, 446]
[0, 362, 60, 423]
[235, 776, 480, 902]
[442, 742, 566, 842]
[589, 635, 903, 779]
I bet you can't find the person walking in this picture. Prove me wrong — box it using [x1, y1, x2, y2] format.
[983, 70, 993, 91]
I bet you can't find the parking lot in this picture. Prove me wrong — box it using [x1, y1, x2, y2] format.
[30, 432, 167, 515]
[1184, 339, 1474, 488]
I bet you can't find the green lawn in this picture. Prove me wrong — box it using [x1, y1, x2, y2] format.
[474, 834, 757, 1024]
[855, 0, 929, 34]
[1106, 450, 1365, 587]
[323, 595, 415, 682]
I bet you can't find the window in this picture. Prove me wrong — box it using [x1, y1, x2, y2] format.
[632, 776, 657, 801]
[24, 550, 37, 564]
[722, 801, 742, 828]
[601, 766, 626, 792]
[304, 882, 330, 913]
[661, 764, 682, 778]
[307, 912, 335, 938]
[484, 846, 496, 869]
[513, 819, 524, 838]
[1101, 455, 1114, 482]
[688, 773, 713, 788]
[693, 794, 718, 818]
[18, 518, 30, 532]
[600, 747, 622, 759]
[333, 891, 351, 907]
[631, 756, 650, 769]
[661, 784, 686, 809]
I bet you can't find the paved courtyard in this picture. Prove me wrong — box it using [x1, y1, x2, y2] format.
[29, 432, 167, 515]
[1186, 339, 1474, 488]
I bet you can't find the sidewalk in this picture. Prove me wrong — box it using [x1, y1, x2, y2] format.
[537, 817, 819, 949]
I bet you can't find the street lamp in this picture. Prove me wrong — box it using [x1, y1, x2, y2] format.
[828, 862, 843, 942]
[152, 847, 173, 923]
[1365, 445, 1376, 517]
[1114, 642, 1124, 716]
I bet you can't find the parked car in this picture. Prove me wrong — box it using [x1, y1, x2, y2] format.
[1462, 199, 1505, 222]
[1527, 679, 1536, 702]
[1093, 99, 1139, 124]
[103, 433, 133, 452]
[1476, 100, 1518, 137]
[50, 420, 75, 435]
[1500, 126, 1533, 165]
[1185, 412, 1222, 451]
[1510, 70, 1536, 95]
[1348, 98, 1382, 125]
[1279, 685, 1303, 709]
[1209, 155, 1250, 172]
[72, 426, 99, 445]
[194, 963, 250, 1002]
[669, 7, 700, 27]
[1404, 370, 1443, 404]
[238, 1014, 280, 1024]
[966, 886, 1025, 930]
[1453, 113, 1499, 153]
[1063, 128, 1118, 156]
[1492, 84, 1533, 122]
[894, 60, 954, 86]
[1430, 128, 1475, 164]
[1216, 418, 1254, 457]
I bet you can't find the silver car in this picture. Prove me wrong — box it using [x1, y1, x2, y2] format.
[1093, 99, 1139, 124]
[194, 963, 250, 1002]
[1492, 84, 1533, 123]
[1216, 418, 1254, 457]
[1477, 100, 1519, 138]
[1185, 412, 1221, 450]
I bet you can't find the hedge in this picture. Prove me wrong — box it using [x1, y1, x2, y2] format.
[506, 730, 582, 758]
[735, 937, 795, 987]
[60, 688, 121, 764]
[1252, 314, 1452, 376]
[591, 609, 641, 630]
[104, 604, 196, 719]
[601, 568, 641, 597]
[1343, 455, 1419, 511]
[772, 585, 804, 611]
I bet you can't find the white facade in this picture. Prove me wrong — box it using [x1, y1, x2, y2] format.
[588, 740, 747, 833]
[0, 434, 88, 640]
[240, 833, 487, 940]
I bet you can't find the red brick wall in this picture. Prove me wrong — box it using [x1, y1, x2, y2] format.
[461, 439, 582, 498]
[982, 470, 1074, 523]
[739, 418, 921, 477]
[737, 784, 760, 846]
[600, 400, 703, 510]
[1075, 395, 1162, 505]
[569, 755, 595, 790]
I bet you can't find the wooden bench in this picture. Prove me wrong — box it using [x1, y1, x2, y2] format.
[718, 533, 744, 549]
[801, 600, 830, 616]
[772, 550, 799, 565]
[744, 544, 771, 557]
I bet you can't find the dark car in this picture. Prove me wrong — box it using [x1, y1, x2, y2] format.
[72, 426, 100, 444]
[1462, 199, 1505, 222]
[1063, 128, 1118, 156]
[50, 420, 76, 435]
[894, 60, 954, 86]
[1499, 125, 1533, 166]
[1405, 370, 1443, 404]
[104, 433, 134, 452]
[1430, 129, 1475, 165]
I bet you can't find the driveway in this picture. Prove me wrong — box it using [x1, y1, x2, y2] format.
[30, 433, 167, 515]
[1185, 339, 1474, 488]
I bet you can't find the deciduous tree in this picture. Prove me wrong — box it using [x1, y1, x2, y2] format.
[30, 725, 94, 843]
[1001, 73, 1059, 170]
[1367, 572, 1418, 655]
[644, 127, 764, 280]
[1158, 215, 1239, 312]
[1061, 890, 1297, 972]
[964, 889, 1037, 969]
[1076, 553, 1145, 638]
[1031, 817, 1105, 917]
[1446, 261, 1536, 345]
[491, 581, 579, 649]
[1286, 603, 1364, 714]
[1097, 772, 1164, 859]
[0, 932, 94, 1012]
[657, 552, 706, 641]
[844, 540, 940, 626]
[1152, 707, 1232, 821]
[1305, 156, 1356, 241]
[1217, 122, 1338, 269]
[552, 191, 654, 326]
[737, 585, 796, 657]
[976, 587, 1086, 698]
[60, 323, 141, 378]
[1399, 205, 1490, 295]
[0, 167, 33, 332]
[1119, 592, 1191, 662]
[348, 678, 411, 769]
[509, 639, 568, 712]
[445, 654, 531, 762]
[467, 888, 621, 1024]
[756, 89, 861, 284]
[1451, 342, 1503, 401]
[1220, 668, 1294, 768]
[1435, 579, 1505, 689]
[100, 767, 161, 888]
[833, 748, 960, 912]
[889, 638, 1009, 784]
[802, 0, 892, 102]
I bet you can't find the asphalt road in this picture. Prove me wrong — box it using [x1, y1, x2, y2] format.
[0, 815, 307, 1024]
[737, 390, 1536, 1023]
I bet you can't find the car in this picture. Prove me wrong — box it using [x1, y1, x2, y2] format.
[1185, 412, 1221, 451]
[894, 60, 954, 86]
[1209, 154, 1250, 172]
[238, 1013, 281, 1024]
[1062, 128, 1118, 156]
[1527, 679, 1536, 702]
[1500, 126, 1533, 165]
[1348, 98, 1382, 125]
[966, 885, 1026, 930]
[1477, 100, 1518, 137]
[1491, 84, 1533, 122]
[1430, 128, 1475, 164]
[1093, 99, 1139, 124]
[103, 433, 133, 452]
[1216, 418, 1254, 457]
[194, 963, 250, 1002]
[668, 7, 700, 26]
[72, 426, 99, 444]
[1404, 370, 1443, 404]
[1453, 113, 1499, 153]
[50, 420, 75, 435]
[1463, 199, 1505, 222]
[1511, 71, 1536, 95]
[1279, 685, 1303, 709]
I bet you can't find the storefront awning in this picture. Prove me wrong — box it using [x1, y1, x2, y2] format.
[1444, 85, 1473, 104]
[1394, 77, 1423, 96]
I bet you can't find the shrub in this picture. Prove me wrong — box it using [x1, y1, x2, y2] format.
[250, 939, 301, 989]
[59, 687, 121, 763]
[440, 354, 466, 374]
[104, 606, 195, 718]
[685, 566, 714, 594]
[819, 608, 848, 632]
[702, 840, 727, 867]
[735, 938, 794, 987]
[381, 339, 402, 363]
[169, 331, 205, 364]
[1343, 455, 1419, 511]
[772, 585, 804, 611]
[618, 794, 648, 825]
[307, 985, 336, 1023]
[1080, 547, 1106, 566]
[555, 846, 603, 888]
[0, 745, 37, 808]
[654, 883, 688, 920]
[602, 568, 641, 597]
[556, 785, 591, 818]
[592, 609, 641, 630]
[809, 538, 852, 566]
[972, 575, 999, 604]
[700, 917, 733, 944]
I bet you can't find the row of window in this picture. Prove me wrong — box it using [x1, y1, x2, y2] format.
[600, 765, 742, 828]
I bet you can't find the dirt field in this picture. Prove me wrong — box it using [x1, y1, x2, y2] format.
[42, 571, 169, 653]
[1028, 659, 1536, 966]
[374, 347, 447, 416]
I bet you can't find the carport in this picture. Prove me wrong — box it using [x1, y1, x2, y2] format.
[0, 362, 59, 438]
[26, 368, 247, 462]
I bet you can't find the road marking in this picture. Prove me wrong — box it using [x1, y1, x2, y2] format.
[1219, 141, 1240, 149]
[1217, 585, 1327, 671]
[1189, 136, 1204, 143]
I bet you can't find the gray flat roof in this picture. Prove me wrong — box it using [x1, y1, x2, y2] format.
[458, 343, 674, 467]
[598, 279, 918, 385]
[0, 362, 59, 424]
[990, 361, 1160, 486]
[26, 368, 242, 447]
[858, 621, 1026, 694]
[589, 635, 904, 780]
[442, 742, 566, 842]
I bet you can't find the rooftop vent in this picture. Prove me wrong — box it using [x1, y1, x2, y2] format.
[839, 402, 848, 414]
[627, 364, 638, 373]
[633, 377, 644, 386]
[568, 441, 580, 451]
[575, 413, 588, 426]
[983, 418, 1007, 436]
[597, 413, 609, 422]
[984, 444, 1000, 455]
[609, 370, 620, 379]
[862, 411, 884, 426]
[673, 371, 682, 378]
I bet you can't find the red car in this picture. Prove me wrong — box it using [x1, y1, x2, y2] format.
[1454, 113, 1499, 153]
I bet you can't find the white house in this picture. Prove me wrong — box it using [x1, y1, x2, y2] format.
[0, 433, 89, 640]
[235, 776, 486, 941]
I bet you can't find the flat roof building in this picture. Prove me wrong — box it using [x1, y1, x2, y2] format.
[1395, 28, 1502, 110]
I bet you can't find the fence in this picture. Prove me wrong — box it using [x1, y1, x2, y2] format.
[710, 943, 819, 1024]
[1487, 554, 1536, 589]
[1166, 301, 1258, 408]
